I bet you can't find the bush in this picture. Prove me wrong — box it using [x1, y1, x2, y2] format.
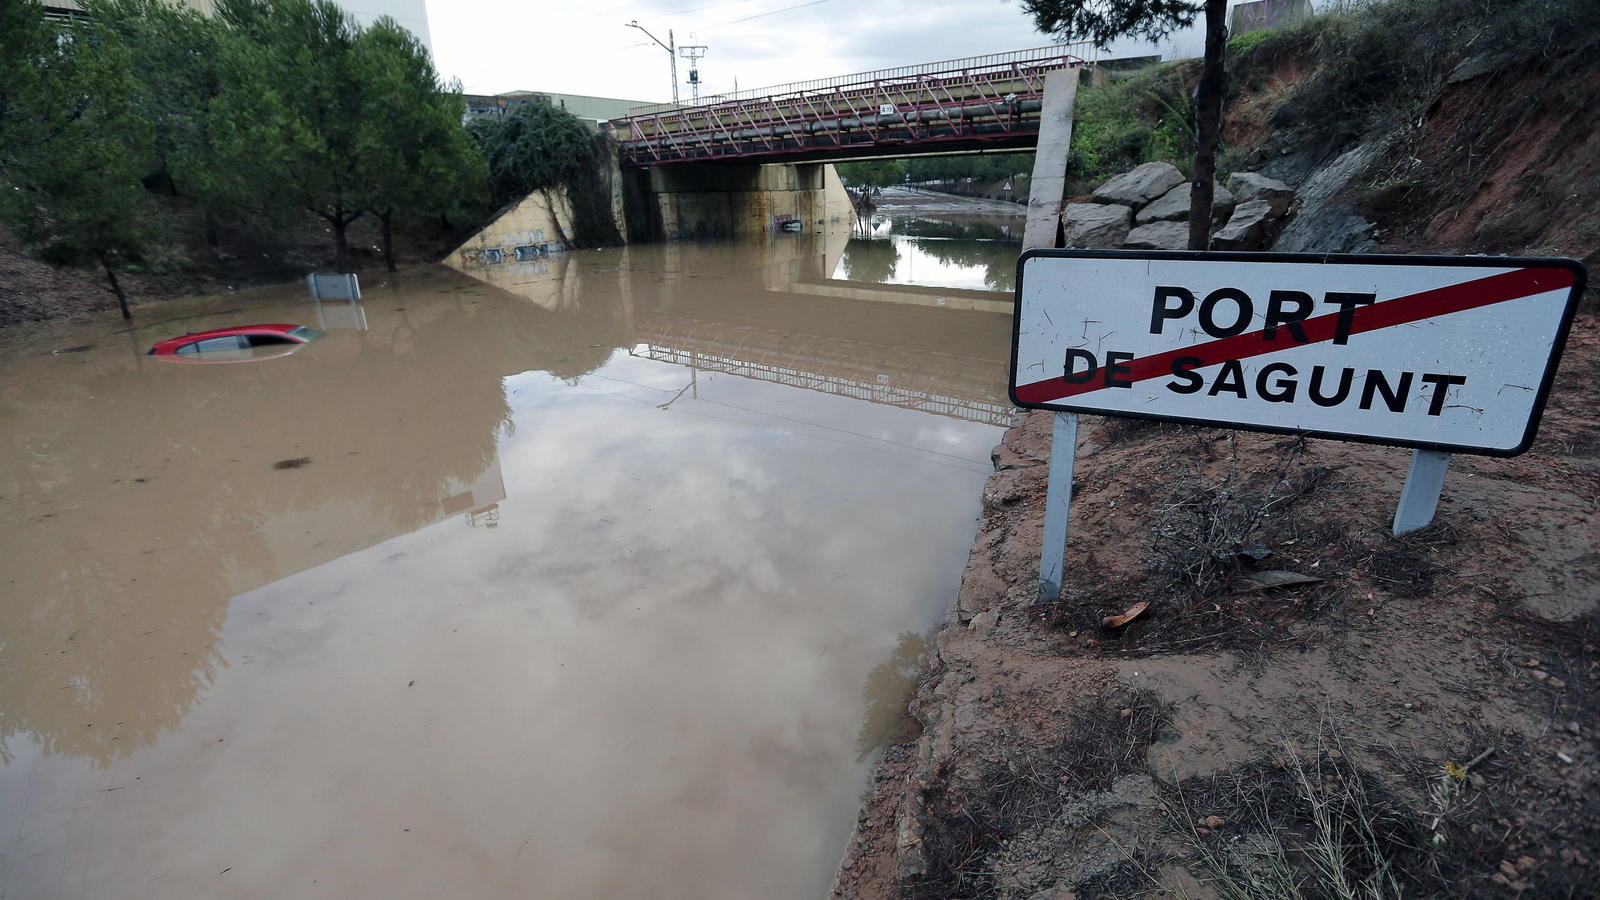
[1228, 0, 1600, 152]
[1066, 62, 1196, 194]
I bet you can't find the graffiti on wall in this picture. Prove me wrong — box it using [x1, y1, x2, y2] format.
[458, 228, 572, 268]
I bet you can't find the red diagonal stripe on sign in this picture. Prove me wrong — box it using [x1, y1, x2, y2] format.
[1014, 266, 1574, 404]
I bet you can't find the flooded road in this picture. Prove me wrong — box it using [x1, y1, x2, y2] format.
[840, 189, 1024, 292]
[0, 227, 1017, 898]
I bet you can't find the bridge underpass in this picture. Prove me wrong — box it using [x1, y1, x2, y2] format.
[451, 45, 1084, 249]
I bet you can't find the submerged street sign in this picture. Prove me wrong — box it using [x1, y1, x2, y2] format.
[1010, 251, 1585, 456]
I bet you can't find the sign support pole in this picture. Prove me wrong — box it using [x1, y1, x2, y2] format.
[1022, 67, 1079, 604]
[1038, 411, 1078, 602]
[1392, 449, 1450, 537]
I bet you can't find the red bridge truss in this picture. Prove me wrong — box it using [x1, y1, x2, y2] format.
[610, 44, 1096, 166]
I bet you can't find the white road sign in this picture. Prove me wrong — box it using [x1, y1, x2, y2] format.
[1010, 251, 1585, 456]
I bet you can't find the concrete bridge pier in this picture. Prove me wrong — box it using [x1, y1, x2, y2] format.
[625, 162, 854, 243]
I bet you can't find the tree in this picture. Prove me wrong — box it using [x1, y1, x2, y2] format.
[1023, 0, 1226, 250]
[471, 101, 595, 210]
[0, 6, 157, 319]
[836, 159, 906, 189]
[353, 18, 486, 271]
[209, 0, 371, 271]
[85, 0, 231, 245]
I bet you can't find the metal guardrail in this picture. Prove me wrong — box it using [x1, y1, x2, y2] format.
[623, 42, 1098, 118]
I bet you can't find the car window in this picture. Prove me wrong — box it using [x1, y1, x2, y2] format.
[246, 334, 295, 347]
[194, 335, 249, 352]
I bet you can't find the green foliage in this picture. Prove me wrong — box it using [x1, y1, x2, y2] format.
[838, 153, 1033, 188]
[837, 159, 906, 188]
[1226, 28, 1272, 56]
[0, 5, 158, 318]
[472, 101, 595, 208]
[82, 0, 222, 196]
[353, 17, 487, 267]
[905, 153, 1034, 184]
[1020, 0, 1201, 45]
[1229, 0, 1599, 151]
[1066, 63, 1195, 193]
[467, 101, 620, 247]
[205, 0, 374, 267]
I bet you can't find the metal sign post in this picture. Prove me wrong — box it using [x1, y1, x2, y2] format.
[1393, 449, 1450, 537]
[1038, 411, 1078, 602]
[1009, 250, 1585, 601]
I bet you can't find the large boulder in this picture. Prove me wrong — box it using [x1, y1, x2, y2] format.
[1063, 203, 1132, 248]
[1272, 142, 1379, 254]
[1226, 172, 1294, 216]
[1091, 162, 1185, 207]
[1123, 220, 1189, 250]
[1211, 200, 1275, 250]
[1135, 182, 1235, 225]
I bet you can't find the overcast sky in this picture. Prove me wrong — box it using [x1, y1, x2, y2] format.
[427, 0, 1216, 102]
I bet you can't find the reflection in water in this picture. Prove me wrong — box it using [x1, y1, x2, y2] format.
[838, 211, 1024, 292]
[854, 631, 932, 761]
[0, 239, 1014, 899]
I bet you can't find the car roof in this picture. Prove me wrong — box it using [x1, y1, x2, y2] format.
[150, 324, 309, 353]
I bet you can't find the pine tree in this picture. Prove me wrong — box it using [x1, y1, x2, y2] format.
[0, 5, 158, 319]
[1022, 0, 1227, 249]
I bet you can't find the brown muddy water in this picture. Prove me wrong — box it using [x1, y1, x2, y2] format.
[0, 224, 1019, 898]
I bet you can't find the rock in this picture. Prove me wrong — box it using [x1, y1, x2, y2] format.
[969, 610, 1000, 634]
[1198, 815, 1227, 829]
[1272, 142, 1379, 254]
[1135, 182, 1235, 224]
[1063, 202, 1131, 248]
[1226, 172, 1294, 216]
[991, 445, 1043, 470]
[1123, 220, 1189, 250]
[1448, 53, 1517, 84]
[1211, 200, 1275, 250]
[1091, 162, 1185, 207]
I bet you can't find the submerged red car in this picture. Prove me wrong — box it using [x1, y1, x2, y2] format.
[149, 324, 323, 358]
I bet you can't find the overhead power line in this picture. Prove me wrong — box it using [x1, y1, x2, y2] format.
[700, 0, 833, 31]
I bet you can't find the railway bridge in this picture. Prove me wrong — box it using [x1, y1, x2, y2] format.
[609, 44, 1095, 166]
[453, 46, 1089, 250]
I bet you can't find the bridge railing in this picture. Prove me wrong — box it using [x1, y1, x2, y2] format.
[622, 42, 1098, 118]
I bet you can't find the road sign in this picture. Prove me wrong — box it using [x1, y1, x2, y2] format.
[1016, 250, 1586, 599]
[1011, 251, 1585, 456]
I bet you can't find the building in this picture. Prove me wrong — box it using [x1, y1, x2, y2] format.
[462, 91, 652, 128]
[1230, 0, 1313, 35]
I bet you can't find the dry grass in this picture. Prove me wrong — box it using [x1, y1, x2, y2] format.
[1155, 721, 1594, 899]
[905, 690, 1170, 900]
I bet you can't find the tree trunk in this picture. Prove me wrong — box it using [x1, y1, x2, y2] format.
[333, 206, 349, 274]
[540, 188, 572, 248]
[101, 255, 130, 320]
[381, 209, 396, 273]
[1188, 0, 1228, 251]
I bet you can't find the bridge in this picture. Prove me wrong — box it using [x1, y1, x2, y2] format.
[610, 44, 1095, 166]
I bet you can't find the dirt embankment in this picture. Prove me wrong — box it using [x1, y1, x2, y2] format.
[834, 319, 1599, 898]
[0, 197, 472, 329]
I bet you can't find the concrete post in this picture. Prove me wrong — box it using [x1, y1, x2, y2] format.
[1024, 66, 1082, 602]
[1023, 68, 1079, 250]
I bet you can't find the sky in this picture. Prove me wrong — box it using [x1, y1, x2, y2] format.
[426, 0, 1216, 103]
